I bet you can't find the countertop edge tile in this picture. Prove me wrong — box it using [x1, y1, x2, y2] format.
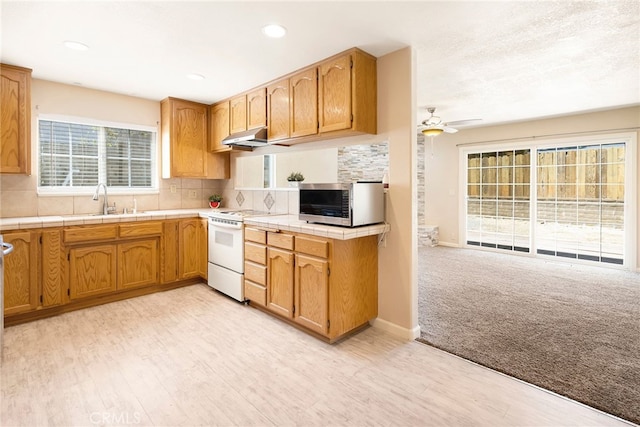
[244, 216, 388, 240]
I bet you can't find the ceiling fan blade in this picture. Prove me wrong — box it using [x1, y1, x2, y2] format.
[444, 118, 482, 127]
[443, 126, 458, 134]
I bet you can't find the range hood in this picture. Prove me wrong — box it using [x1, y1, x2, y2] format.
[222, 127, 268, 148]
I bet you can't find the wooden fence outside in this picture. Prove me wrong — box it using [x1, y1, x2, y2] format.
[467, 146, 625, 202]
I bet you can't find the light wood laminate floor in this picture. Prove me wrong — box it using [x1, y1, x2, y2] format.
[1, 284, 633, 426]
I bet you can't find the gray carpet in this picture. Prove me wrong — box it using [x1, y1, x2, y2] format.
[417, 245, 640, 425]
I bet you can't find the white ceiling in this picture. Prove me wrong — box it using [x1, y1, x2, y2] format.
[2, 1, 639, 127]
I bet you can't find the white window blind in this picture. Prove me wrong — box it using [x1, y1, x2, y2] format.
[39, 119, 156, 191]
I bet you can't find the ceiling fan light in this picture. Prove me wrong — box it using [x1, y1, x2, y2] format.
[422, 127, 444, 137]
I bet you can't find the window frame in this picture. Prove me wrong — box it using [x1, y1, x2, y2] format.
[37, 114, 159, 196]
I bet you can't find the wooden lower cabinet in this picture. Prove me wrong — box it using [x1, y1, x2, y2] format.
[294, 254, 329, 335]
[69, 244, 117, 300]
[198, 218, 208, 279]
[245, 227, 378, 342]
[118, 239, 158, 290]
[3, 231, 38, 315]
[41, 229, 64, 307]
[3, 218, 209, 324]
[179, 219, 200, 279]
[266, 247, 294, 317]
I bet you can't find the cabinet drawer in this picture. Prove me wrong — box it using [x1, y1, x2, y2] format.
[245, 227, 266, 244]
[119, 221, 163, 238]
[64, 225, 118, 243]
[245, 242, 266, 264]
[245, 261, 267, 285]
[295, 236, 329, 258]
[267, 232, 294, 250]
[244, 280, 266, 306]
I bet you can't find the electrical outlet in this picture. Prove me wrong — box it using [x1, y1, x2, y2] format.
[170, 184, 177, 194]
[188, 190, 197, 199]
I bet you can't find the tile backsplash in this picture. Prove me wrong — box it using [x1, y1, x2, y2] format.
[222, 188, 299, 215]
[0, 175, 226, 218]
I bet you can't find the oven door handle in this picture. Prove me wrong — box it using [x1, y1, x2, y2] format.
[208, 220, 242, 230]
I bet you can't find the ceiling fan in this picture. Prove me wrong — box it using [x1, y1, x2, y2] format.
[419, 107, 481, 136]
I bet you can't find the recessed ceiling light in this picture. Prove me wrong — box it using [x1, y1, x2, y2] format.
[63, 40, 89, 51]
[262, 24, 287, 38]
[187, 73, 205, 81]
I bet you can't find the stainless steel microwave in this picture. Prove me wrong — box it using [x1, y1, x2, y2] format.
[299, 182, 385, 227]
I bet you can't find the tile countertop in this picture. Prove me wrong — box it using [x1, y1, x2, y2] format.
[244, 214, 390, 240]
[0, 209, 215, 231]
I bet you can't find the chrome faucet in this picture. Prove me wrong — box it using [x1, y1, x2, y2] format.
[92, 183, 115, 215]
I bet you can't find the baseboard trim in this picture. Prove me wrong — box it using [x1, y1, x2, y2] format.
[370, 318, 421, 340]
[436, 241, 459, 248]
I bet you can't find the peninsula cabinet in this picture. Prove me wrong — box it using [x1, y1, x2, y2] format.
[0, 64, 31, 175]
[243, 227, 378, 342]
[161, 97, 230, 179]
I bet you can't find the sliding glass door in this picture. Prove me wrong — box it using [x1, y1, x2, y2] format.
[536, 143, 625, 264]
[466, 149, 530, 252]
[463, 136, 632, 266]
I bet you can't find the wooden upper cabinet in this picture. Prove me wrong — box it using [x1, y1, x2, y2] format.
[318, 49, 376, 136]
[267, 78, 290, 141]
[209, 101, 230, 152]
[247, 88, 267, 130]
[0, 64, 31, 175]
[290, 68, 318, 138]
[161, 97, 229, 179]
[229, 95, 247, 134]
[318, 54, 352, 133]
[161, 97, 208, 178]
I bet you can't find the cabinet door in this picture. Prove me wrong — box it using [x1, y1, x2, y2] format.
[41, 229, 65, 307]
[318, 54, 352, 133]
[198, 218, 208, 279]
[229, 95, 247, 134]
[179, 219, 200, 279]
[267, 247, 294, 318]
[69, 245, 117, 300]
[247, 88, 267, 130]
[161, 220, 179, 283]
[290, 68, 318, 138]
[3, 231, 38, 315]
[0, 64, 31, 174]
[169, 99, 208, 177]
[210, 101, 230, 152]
[118, 239, 158, 290]
[267, 79, 290, 141]
[294, 254, 329, 335]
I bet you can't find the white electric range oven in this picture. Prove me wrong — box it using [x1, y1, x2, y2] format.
[207, 210, 269, 301]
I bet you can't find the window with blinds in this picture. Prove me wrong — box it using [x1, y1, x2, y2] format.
[38, 119, 156, 191]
